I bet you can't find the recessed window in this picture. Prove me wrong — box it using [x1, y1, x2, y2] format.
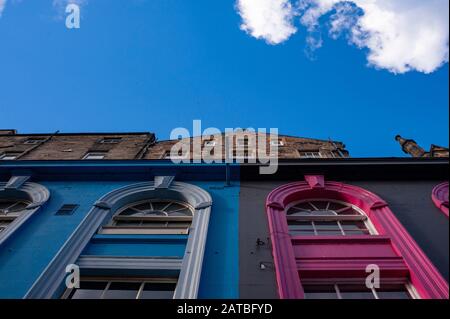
[83, 152, 107, 160]
[99, 137, 122, 144]
[270, 139, 284, 146]
[63, 278, 177, 299]
[303, 282, 416, 299]
[203, 140, 216, 147]
[100, 199, 194, 235]
[298, 151, 322, 158]
[23, 138, 46, 145]
[286, 199, 375, 236]
[55, 204, 79, 216]
[0, 152, 21, 160]
[0, 198, 31, 233]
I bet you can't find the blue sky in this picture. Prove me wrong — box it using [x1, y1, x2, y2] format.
[0, 0, 448, 157]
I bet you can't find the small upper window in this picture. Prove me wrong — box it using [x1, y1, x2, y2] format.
[270, 139, 284, 147]
[286, 199, 375, 236]
[0, 198, 31, 233]
[203, 140, 216, 147]
[99, 137, 122, 144]
[0, 152, 21, 160]
[83, 152, 107, 160]
[299, 151, 322, 158]
[23, 137, 46, 145]
[100, 199, 194, 235]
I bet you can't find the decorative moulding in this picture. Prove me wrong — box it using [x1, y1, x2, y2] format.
[266, 175, 449, 299]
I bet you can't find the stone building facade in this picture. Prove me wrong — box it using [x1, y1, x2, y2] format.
[395, 135, 449, 158]
[0, 130, 349, 160]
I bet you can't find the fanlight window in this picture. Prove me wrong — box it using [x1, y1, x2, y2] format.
[100, 199, 194, 235]
[286, 199, 375, 236]
[0, 198, 31, 233]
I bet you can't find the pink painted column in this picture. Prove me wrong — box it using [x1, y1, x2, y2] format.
[266, 201, 303, 299]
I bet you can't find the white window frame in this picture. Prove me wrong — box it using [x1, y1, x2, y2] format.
[83, 152, 107, 160]
[0, 153, 21, 160]
[270, 139, 284, 147]
[203, 140, 216, 147]
[302, 280, 420, 299]
[285, 198, 378, 236]
[99, 198, 194, 235]
[298, 151, 323, 158]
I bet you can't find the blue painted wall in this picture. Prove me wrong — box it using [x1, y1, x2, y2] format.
[194, 181, 239, 299]
[0, 175, 239, 299]
[0, 181, 130, 298]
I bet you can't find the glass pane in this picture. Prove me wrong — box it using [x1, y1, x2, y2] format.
[314, 221, 340, 229]
[377, 284, 411, 299]
[69, 281, 107, 299]
[114, 220, 142, 227]
[314, 221, 342, 235]
[103, 282, 141, 299]
[303, 285, 338, 299]
[151, 201, 168, 211]
[140, 283, 176, 299]
[339, 284, 375, 299]
[288, 221, 314, 235]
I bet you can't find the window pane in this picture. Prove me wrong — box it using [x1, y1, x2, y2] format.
[288, 221, 314, 236]
[377, 284, 411, 299]
[339, 284, 375, 299]
[140, 283, 176, 299]
[303, 285, 338, 299]
[70, 281, 107, 299]
[103, 282, 141, 299]
[341, 221, 370, 235]
[114, 220, 142, 227]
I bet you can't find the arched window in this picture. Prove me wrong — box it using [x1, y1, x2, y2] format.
[26, 176, 212, 300]
[266, 175, 448, 300]
[0, 177, 50, 246]
[100, 198, 194, 234]
[286, 199, 375, 236]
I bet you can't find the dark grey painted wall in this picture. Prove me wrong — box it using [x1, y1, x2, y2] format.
[350, 180, 449, 281]
[239, 179, 449, 298]
[239, 181, 285, 299]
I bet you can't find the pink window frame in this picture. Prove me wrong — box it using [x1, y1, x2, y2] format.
[432, 182, 449, 217]
[266, 175, 449, 299]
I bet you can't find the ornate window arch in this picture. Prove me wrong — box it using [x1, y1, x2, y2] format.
[26, 176, 212, 299]
[0, 176, 50, 246]
[432, 182, 449, 217]
[266, 175, 448, 299]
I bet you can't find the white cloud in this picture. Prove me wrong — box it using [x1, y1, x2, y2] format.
[236, 0, 449, 73]
[236, 0, 297, 45]
[0, 0, 6, 17]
